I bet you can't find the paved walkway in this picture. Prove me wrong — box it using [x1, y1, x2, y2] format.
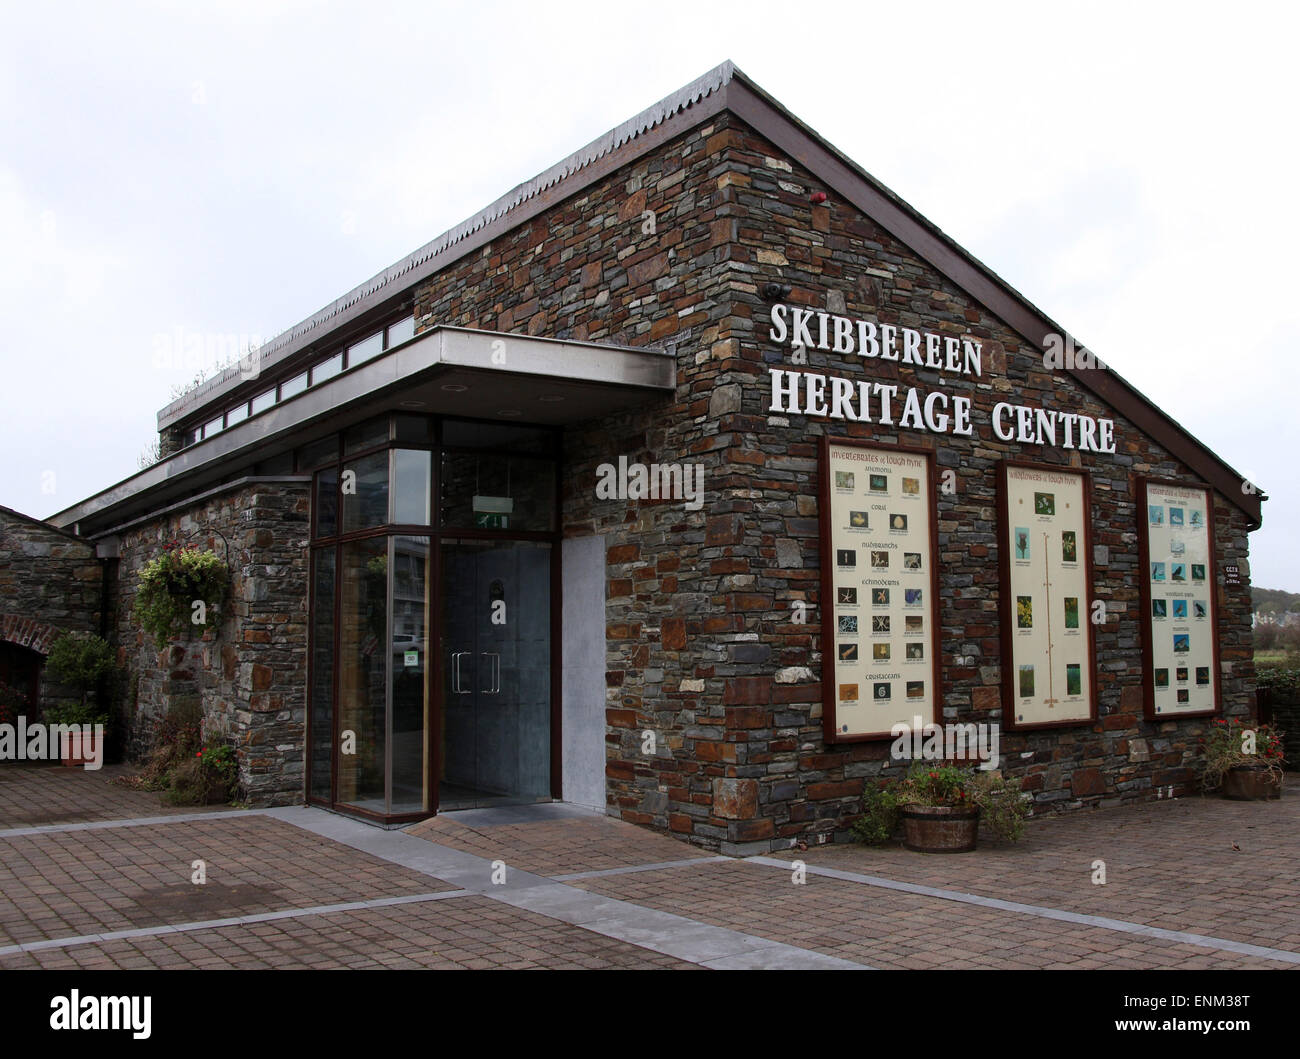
[1, 763, 1297, 970]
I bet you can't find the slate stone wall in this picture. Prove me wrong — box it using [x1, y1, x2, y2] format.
[414, 113, 1260, 852]
[0, 506, 104, 715]
[113, 480, 310, 804]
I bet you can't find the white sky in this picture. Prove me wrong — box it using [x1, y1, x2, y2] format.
[1, 1, 1295, 588]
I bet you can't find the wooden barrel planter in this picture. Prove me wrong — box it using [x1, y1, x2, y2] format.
[901, 805, 980, 853]
[1221, 765, 1282, 801]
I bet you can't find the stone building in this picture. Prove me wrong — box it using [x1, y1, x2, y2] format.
[0, 505, 106, 718]
[35, 62, 1264, 850]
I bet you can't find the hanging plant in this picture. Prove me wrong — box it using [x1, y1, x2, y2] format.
[133, 541, 230, 649]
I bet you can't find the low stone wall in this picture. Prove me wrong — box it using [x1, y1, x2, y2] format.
[0, 505, 104, 715]
[113, 479, 310, 805]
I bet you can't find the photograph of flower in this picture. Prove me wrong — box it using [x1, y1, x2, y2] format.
[1017, 595, 1033, 629]
[1034, 492, 1055, 516]
[1015, 528, 1030, 560]
[1061, 531, 1077, 563]
[1064, 596, 1079, 629]
[1019, 665, 1035, 697]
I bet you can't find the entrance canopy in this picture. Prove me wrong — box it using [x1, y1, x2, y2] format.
[49, 326, 676, 537]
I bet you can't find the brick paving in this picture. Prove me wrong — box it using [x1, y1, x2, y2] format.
[405, 810, 715, 876]
[569, 859, 1294, 970]
[0, 763, 233, 829]
[0, 815, 448, 947]
[769, 778, 1300, 956]
[0, 763, 1296, 970]
[0, 896, 694, 970]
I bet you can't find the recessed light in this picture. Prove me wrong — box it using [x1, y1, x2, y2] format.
[441, 383, 469, 393]
[538, 394, 566, 402]
[496, 409, 522, 417]
[399, 400, 426, 408]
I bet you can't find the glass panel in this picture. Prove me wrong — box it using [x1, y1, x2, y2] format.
[315, 468, 339, 538]
[311, 352, 343, 385]
[250, 389, 276, 415]
[387, 316, 416, 347]
[345, 415, 390, 454]
[347, 331, 384, 367]
[341, 450, 389, 532]
[441, 420, 556, 454]
[393, 449, 431, 525]
[189, 428, 202, 445]
[439, 452, 555, 532]
[296, 434, 337, 472]
[390, 535, 429, 814]
[226, 402, 248, 426]
[204, 417, 224, 438]
[309, 548, 335, 801]
[439, 539, 550, 809]
[336, 537, 388, 812]
[281, 371, 309, 399]
[394, 413, 432, 444]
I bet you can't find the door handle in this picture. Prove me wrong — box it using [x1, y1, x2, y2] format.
[451, 651, 471, 694]
[481, 652, 500, 694]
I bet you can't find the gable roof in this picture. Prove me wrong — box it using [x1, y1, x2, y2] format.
[156, 60, 1261, 525]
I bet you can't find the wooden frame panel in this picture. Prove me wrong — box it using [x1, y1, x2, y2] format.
[997, 460, 1099, 731]
[1137, 478, 1221, 720]
[820, 437, 941, 742]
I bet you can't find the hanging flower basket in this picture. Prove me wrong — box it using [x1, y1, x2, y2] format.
[133, 541, 229, 649]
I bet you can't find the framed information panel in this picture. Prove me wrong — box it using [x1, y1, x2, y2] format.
[1138, 478, 1220, 719]
[998, 461, 1098, 730]
[820, 438, 940, 742]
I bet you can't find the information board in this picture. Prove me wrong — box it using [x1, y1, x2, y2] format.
[998, 462, 1097, 729]
[821, 439, 939, 741]
[1139, 479, 1220, 718]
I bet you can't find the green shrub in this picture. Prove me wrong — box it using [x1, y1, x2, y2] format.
[851, 782, 900, 845]
[45, 631, 116, 711]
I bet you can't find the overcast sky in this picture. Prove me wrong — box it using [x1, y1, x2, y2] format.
[1, 2, 1295, 589]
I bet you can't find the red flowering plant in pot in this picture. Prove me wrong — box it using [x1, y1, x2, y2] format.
[1200, 718, 1285, 800]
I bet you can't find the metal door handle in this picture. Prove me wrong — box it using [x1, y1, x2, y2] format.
[481, 652, 500, 694]
[451, 651, 471, 694]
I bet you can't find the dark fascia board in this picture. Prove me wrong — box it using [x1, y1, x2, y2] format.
[51, 325, 674, 534]
[720, 71, 1264, 526]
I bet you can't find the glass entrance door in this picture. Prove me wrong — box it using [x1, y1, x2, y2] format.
[439, 539, 551, 809]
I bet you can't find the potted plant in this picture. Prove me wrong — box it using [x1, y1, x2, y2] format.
[854, 762, 1029, 852]
[42, 701, 107, 766]
[1201, 718, 1284, 800]
[133, 541, 229, 648]
[43, 631, 116, 765]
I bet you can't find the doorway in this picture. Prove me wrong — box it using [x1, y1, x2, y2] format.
[439, 539, 551, 809]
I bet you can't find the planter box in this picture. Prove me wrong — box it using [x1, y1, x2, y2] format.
[1222, 765, 1282, 801]
[901, 804, 980, 853]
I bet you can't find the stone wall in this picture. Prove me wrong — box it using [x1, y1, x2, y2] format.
[0, 505, 104, 714]
[112, 480, 310, 804]
[415, 112, 1261, 851]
